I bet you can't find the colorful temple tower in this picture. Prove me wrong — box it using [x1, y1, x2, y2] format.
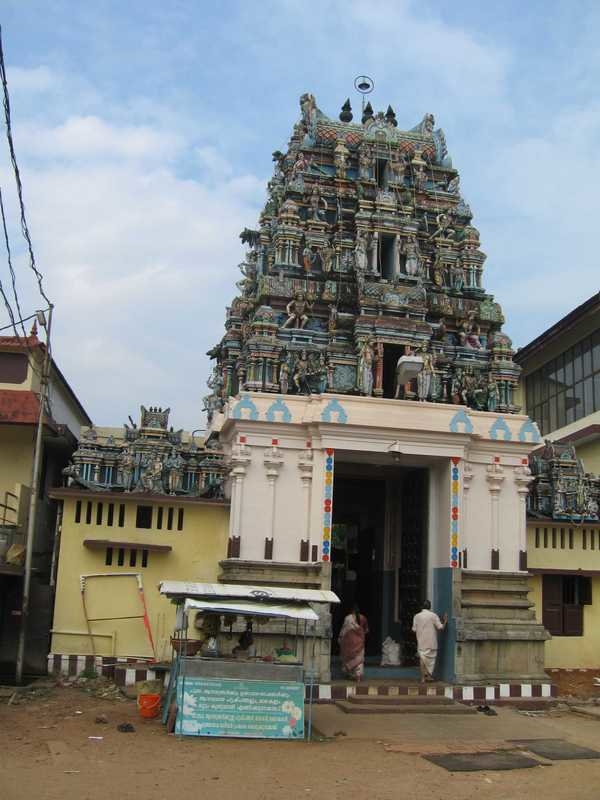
[205, 94, 519, 418]
[206, 95, 549, 686]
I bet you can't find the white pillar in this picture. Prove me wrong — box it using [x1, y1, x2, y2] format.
[486, 462, 505, 569]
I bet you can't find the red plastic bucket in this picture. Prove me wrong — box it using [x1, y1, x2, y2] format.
[137, 693, 161, 719]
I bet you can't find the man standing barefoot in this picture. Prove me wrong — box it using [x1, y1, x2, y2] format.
[412, 600, 448, 683]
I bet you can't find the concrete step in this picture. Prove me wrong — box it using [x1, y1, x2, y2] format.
[335, 699, 477, 715]
[347, 694, 456, 706]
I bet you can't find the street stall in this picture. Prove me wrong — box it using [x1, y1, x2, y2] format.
[158, 582, 339, 740]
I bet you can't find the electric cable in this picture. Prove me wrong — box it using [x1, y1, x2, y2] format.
[0, 185, 26, 336]
[0, 25, 52, 312]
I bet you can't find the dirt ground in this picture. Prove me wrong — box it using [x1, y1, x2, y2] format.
[547, 668, 600, 699]
[3, 682, 600, 800]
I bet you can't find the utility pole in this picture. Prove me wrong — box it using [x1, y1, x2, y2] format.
[15, 305, 53, 684]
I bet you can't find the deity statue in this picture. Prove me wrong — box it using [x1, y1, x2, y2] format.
[414, 113, 435, 136]
[431, 252, 445, 287]
[119, 446, 135, 491]
[307, 184, 327, 221]
[414, 164, 428, 192]
[282, 291, 312, 329]
[293, 350, 311, 394]
[487, 377, 499, 412]
[416, 347, 434, 402]
[446, 174, 460, 194]
[317, 353, 328, 394]
[368, 231, 379, 274]
[353, 231, 368, 271]
[319, 240, 335, 273]
[403, 234, 422, 277]
[166, 449, 184, 495]
[299, 93, 318, 142]
[279, 361, 290, 394]
[302, 245, 317, 273]
[358, 144, 373, 180]
[141, 453, 164, 493]
[459, 312, 484, 350]
[334, 138, 350, 178]
[357, 339, 375, 397]
[291, 151, 310, 179]
[328, 304, 338, 332]
[451, 258, 465, 291]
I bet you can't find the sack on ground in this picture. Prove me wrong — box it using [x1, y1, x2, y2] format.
[380, 636, 401, 666]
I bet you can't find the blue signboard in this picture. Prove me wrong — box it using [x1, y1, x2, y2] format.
[175, 676, 305, 739]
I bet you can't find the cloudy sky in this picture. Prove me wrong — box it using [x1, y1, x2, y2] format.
[1, 1, 599, 430]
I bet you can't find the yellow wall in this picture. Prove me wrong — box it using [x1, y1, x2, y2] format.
[529, 573, 600, 668]
[528, 524, 600, 571]
[0, 425, 34, 525]
[50, 495, 229, 661]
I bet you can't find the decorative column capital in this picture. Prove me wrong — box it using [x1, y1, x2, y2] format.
[297, 449, 314, 486]
[463, 462, 474, 491]
[486, 462, 505, 494]
[264, 442, 284, 481]
[514, 464, 533, 496]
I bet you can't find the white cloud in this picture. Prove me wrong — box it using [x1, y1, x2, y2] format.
[16, 116, 185, 162]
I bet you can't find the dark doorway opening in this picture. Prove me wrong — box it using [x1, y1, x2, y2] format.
[382, 344, 405, 399]
[331, 465, 428, 669]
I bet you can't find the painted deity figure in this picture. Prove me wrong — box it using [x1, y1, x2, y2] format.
[319, 240, 335, 273]
[166, 449, 184, 495]
[282, 291, 312, 329]
[291, 150, 310, 179]
[358, 144, 373, 180]
[279, 361, 290, 394]
[119, 446, 135, 491]
[293, 350, 311, 394]
[368, 231, 379, 274]
[300, 93, 318, 142]
[446, 174, 460, 194]
[302, 245, 317, 273]
[403, 234, 422, 276]
[357, 339, 375, 397]
[487, 377, 499, 412]
[353, 231, 368, 271]
[141, 453, 164, 493]
[334, 138, 350, 178]
[414, 165, 428, 192]
[451, 259, 465, 291]
[416, 347, 434, 402]
[317, 353, 328, 394]
[308, 185, 327, 221]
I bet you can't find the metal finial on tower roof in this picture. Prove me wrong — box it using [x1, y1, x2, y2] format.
[385, 105, 397, 127]
[354, 75, 374, 114]
[339, 98, 353, 122]
[361, 101, 374, 125]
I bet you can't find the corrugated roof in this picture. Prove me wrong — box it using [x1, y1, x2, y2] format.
[159, 581, 339, 604]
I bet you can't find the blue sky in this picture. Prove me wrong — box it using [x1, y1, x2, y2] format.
[1, 1, 599, 429]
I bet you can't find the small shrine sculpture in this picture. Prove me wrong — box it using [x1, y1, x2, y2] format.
[62, 406, 225, 498]
[205, 93, 521, 411]
[529, 440, 600, 522]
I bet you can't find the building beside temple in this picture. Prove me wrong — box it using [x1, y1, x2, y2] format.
[0, 329, 91, 675]
[49, 406, 229, 672]
[516, 293, 600, 670]
[204, 94, 549, 684]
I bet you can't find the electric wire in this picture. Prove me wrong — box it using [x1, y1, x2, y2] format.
[0, 184, 26, 336]
[0, 24, 52, 313]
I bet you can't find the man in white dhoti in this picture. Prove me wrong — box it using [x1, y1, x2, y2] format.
[412, 600, 448, 683]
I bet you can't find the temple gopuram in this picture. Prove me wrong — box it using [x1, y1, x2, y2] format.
[204, 94, 549, 688]
[205, 94, 519, 418]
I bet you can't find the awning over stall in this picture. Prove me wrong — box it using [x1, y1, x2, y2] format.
[183, 598, 319, 622]
[159, 581, 339, 604]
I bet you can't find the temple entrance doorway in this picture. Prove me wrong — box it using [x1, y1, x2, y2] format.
[331, 460, 429, 672]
